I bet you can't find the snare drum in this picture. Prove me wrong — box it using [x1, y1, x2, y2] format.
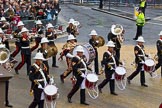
[44, 85, 58, 101]
[115, 66, 126, 80]
[72, 43, 95, 65]
[144, 59, 155, 73]
[85, 73, 98, 89]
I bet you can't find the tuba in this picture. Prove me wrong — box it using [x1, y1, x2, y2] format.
[0, 44, 10, 64]
[95, 36, 105, 47]
[111, 24, 123, 36]
[111, 24, 124, 44]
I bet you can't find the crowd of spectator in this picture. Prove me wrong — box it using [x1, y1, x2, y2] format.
[0, 0, 61, 25]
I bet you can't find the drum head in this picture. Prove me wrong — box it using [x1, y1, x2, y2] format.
[44, 85, 57, 95]
[72, 43, 95, 64]
[87, 73, 98, 82]
[115, 67, 126, 75]
[145, 59, 155, 67]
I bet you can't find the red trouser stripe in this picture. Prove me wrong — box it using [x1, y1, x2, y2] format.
[15, 53, 25, 70]
[11, 45, 20, 57]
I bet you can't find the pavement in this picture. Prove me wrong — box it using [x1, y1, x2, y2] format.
[76, 3, 162, 24]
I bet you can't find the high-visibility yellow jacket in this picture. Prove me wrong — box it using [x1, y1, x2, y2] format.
[140, 0, 146, 8]
[136, 12, 145, 26]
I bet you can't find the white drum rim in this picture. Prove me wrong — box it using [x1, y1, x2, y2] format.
[115, 66, 126, 75]
[44, 85, 57, 96]
[145, 59, 155, 67]
[87, 73, 98, 82]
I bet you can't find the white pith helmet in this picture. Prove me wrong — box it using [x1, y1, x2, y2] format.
[75, 45, 84, 52]
[17, 21, 24, 27]
[106, 41, 115, 47]
[136, 36, 145, 43]
[36, 20, 43, 25]
[33, 52, 45, 60]
[67, 34, 76, 41]
[89, 29, 98, 36]
[41, 37, 49, 44]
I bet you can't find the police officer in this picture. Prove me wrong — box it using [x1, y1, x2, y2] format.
[139, 0, 147, 16]
[11, 21, 24, 58]
[46, 23, 58, 67]
[29, 52, 49, 108]
[133, 8, 145, 40]
[107, 24, 123, 61]
[89, 30, 99, 75]
[60, 34, 77, 83]
[127, 36, 148, 87]
[67, 45, 89, 105]
[154, 31, 162, 77]
[31, 20, 44, 52]
[0, 31, 12, 107]
[37, 37, 49, 75]
[98, 41, 119, 96]
[15, 27, 31, 75]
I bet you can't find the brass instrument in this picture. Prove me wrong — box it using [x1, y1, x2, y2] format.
[95, 36, 105, 47]
[0, 44, 10, 64]
[111, 24, 123, 36]
[46, 45, 58, 58]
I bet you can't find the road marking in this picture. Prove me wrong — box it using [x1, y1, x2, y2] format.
[147, 21, 162, 26]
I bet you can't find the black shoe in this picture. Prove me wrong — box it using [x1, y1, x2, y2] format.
[127, 78, 131, 84]
[5, 104, 13, 107]
[67, 97, 72, 103]
[15, 69, 19, 74]
[98, 86, 102, 93]
[52, 65, 59, 68]
[141, 84, 148, 87]
[60, 75, 64, 83]
[80, 102, 89, 105]
[111, 92, 118, 96]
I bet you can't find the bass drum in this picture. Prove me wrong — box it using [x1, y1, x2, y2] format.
[72, 43, 95, 65]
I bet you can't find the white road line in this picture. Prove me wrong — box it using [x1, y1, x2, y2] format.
[146, 21, 162, 26]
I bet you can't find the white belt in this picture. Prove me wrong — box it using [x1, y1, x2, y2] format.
[138, 55, 144, 57]
[21, 46, 30, 49]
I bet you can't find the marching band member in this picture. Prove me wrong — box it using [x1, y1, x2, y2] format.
[31, 20, 44, 52]
[98, 41, 119, 96]
[0, 28, 9, 49]
[89, 30, 99, 75]
[154, 31, 162, 77]
[14, 27, 31, 75]
[67, 45, 89, 105]
[11, 21, 24, 58]
[60, 34, 77, 83]
[45, 23, 58, 67]
[107, 24, 124, 60]
[29, 52, 49, 108]
[66, 18, 79, 37]
[37, 37, 49, 75]
[127, 36, 148, 87]
[0, 17, 10, 30]
[0, 33, 12, 107]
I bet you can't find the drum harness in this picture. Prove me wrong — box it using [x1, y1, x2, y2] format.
[30, 63, 47, 96]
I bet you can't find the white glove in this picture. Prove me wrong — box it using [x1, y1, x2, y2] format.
[81, 73, 86, 78]
[96, 40, 99, 43]
[50, 77, 54, 84]
[38, 84, 43, 89]
[140, 61, 145, 64]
